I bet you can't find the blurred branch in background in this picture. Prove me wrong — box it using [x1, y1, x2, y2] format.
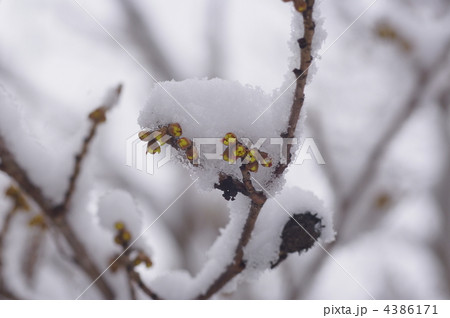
[116, 0, 176, 81]
[433, 85, 450, 295]
[0, 85, 124, 299]
[296, 35, 450, 299]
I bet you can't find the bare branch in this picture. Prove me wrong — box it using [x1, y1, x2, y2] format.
[199, 0, 317, 299]
[116, 0, 176, 80]
[275, 0, 316, 177]
[59, 84, 122, 214]
[0, 206, 17, 293]
[0, 86, 123, 299]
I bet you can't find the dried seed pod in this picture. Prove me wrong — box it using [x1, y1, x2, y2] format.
[177, 137, 192, 150]
[147, 140, 161, 154]
[168, 123, 182, 137]
[271, 212, 322, 268]
[246, 161, 259, 173]
[222, 132, 237, 146]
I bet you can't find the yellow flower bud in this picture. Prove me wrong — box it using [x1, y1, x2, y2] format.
[147, 140, 161, 154]
[168, 123, 182, 137]
[138, 130, 152, 142]
[243, 149, 257, 164]
[122, 231, 131, 242]
[28, 214, 46, 229]
[223, 147, 236, 164]
[114, 222, 125, 230]
[88, 107, 107, 123]
[234, 143, 247, 158]
[177, 137, 192, 150]
[222, 132, 237, 146]
[247, 161, 259, 173]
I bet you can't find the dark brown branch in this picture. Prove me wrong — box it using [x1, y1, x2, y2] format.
[0, 288, 20, 300]
[275, 0, 316, 177]
[23, 228, 45, 285]
[129, 270, 160, 300]
[200, 1, 316, 299]
[0, 207, 17, 293]
[432, 86, 450, 296]
[197, 186, 266, 300]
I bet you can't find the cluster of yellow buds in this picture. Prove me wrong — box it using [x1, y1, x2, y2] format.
[222, 132, 273, 173]
[113, 222, 132, 247]
[132, 250, 153, 268]
[139, 123, 199, 164]
[28, 214, 47, 230]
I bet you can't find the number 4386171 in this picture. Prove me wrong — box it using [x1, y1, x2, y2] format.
[383, 305, 438, 315]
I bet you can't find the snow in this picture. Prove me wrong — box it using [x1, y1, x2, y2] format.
[139, 78, 289, 192]
[97, 190, 143, 237]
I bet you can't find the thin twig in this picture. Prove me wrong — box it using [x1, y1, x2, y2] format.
[275, 0, 316, 177]
[23, 228, 46, 285]
[197, 168, 266, 299]
[60, 84, 122, 214]
[129, 270, 160, 300]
